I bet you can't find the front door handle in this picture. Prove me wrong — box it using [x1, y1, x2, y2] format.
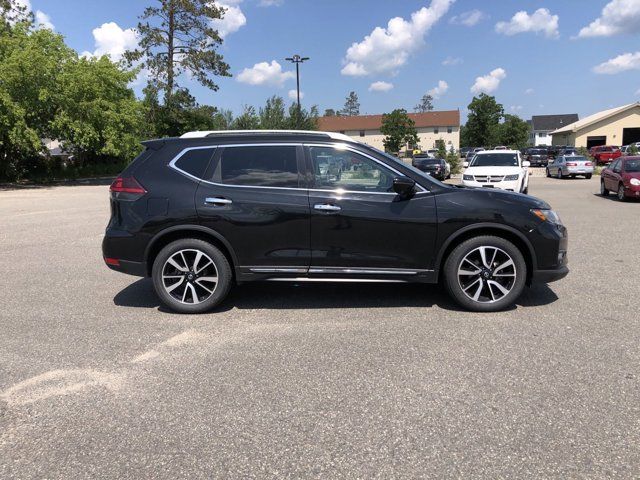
[314, 203, 341, 212]
[204, 197, 232, 207]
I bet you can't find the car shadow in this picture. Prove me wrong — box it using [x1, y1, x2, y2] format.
[594, 192, 638, 202]
[113, 278, 559, 314]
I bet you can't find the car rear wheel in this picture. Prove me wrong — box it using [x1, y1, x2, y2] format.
[443, 236, 527, 312]
[617, 184, 627, 202]
[585, 174, 592, 179]
[152, 238, 232, 314]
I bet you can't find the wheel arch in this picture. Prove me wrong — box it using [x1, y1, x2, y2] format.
[145, 225, 238, 277]
[435, 223, 537, 284]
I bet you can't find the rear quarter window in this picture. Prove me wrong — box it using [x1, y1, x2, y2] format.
[174, 148, 216, 179]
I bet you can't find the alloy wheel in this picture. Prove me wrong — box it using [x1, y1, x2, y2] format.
[161, 249, 218, 304]
[457, 246, 517, 304]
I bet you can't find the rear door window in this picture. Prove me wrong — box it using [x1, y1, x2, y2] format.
[218, 145, 300, 188]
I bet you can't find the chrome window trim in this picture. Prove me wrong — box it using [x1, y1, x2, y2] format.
[167, 141, 429, 194]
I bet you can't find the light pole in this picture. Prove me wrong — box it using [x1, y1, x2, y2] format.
[285, 54, 309, 128]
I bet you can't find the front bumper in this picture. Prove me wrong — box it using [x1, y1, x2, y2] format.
[531, 265, 569, 284]
[462, 179, 521, 192]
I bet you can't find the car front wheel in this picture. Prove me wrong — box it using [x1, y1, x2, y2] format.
[601, 180, 609, 196]
[618, 184, 627, 202]
[152, 238, 232, 313]
[443, 236, 527, 312]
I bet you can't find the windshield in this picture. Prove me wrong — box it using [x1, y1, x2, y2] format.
[470, 153, 519, 167]
[415, 157, 440, 164]
[624, 159, 640, 172]
[529, 149, 546, 155]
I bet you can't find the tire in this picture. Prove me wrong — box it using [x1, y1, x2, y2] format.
[617, 184, 627, 202]
[585, 174, 592, 179]
[443, 236, 527, 312]
[522, 186, 529, 195]
[546, 168, 551, 178]
[152, 238, 232, 314]
[600, 180, 609, 196]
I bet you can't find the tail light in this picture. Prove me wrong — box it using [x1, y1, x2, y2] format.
[110, 176, 147, 195]
[566, 162, 577, 166]
[585, 162, 592, 166]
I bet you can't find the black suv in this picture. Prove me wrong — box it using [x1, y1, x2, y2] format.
[103, 131, 568, 313]
[411, 155, 450, 180]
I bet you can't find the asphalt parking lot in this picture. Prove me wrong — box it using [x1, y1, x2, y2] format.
[1, 176, 639, 478]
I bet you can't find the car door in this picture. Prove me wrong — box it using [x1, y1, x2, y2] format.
[305, 144, 438, 274]
[603, 160, 618, 190]
[610, 159, 623, 189]
[194, 143, 311, 273]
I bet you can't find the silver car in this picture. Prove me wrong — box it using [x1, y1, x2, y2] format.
[546, 155, 594, 179]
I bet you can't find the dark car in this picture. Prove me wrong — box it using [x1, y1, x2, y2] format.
[524, 148, 549, 167]
[411, 155, 450, 180]
[600, 156, 640, 201]
[103, 130, 568, 313]
[459, 147, 473, 158]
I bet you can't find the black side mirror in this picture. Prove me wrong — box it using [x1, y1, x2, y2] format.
[392, 176, 416, 197]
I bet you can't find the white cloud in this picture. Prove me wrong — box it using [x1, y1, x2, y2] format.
[510, 105, 523, 112]
[525, 88, 534, 95]
[82, 22, 138, 61]
[288, 89, 304, 100]
[578, 0, 640, 38]
[449, 9, 487, 27]
[593, 51, 640, 74]
[259, 0, 283, 5]
[442, 56, 462, 66]
[495, 8, 559, 39]
[427, 80, 448, 99]
[211, 1, 247, 38]
[237, 60, 295, 86]
[341, 0, 454, 76]
[13, 0, 54, 30]
[368, 81, 394, 92]
[470, 68, 506, 94]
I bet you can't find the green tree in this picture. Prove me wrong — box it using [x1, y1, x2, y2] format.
[628, 144, 639, 155]
[414, 93, 434, 113]
[435, 138, 447, 158]
[465, 94, 503, 148]
[286, 103, 319, 130]
[496, 114, 530, 150]
[341, 91, 360, 116]
[50, 56, 145, 164]
[380, 109, 419, 154]
[323, 108, 337, 117]
[446, 146, 462, 174]
[125, 0, 231, 101]
[232, 105, 260, 130]
[1, 0, 31, 28]
[259, 95, 287, 129]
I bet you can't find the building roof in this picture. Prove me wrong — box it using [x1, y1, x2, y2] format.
[551, 102, 640, 134]
[317, 110, 460, 132]
[531, 114, 579, 132]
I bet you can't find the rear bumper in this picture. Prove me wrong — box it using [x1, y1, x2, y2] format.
[531, 265, 569, 284]
[104, 258, 147, 277]
[102, 228, 148, 277]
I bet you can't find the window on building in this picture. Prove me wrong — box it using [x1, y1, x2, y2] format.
[447, 127, 452, 134]
[339, 130, 345, 134]
[433, 127, 439, 134]
[174, 148, 215, 179]
[219, 146, 299, 188]
[538, 132, 547, 137]
[359, 130, 365, 137]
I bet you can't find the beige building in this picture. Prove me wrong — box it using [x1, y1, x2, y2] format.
[317, 110, 460, 152]
[550, 102, 640, 148]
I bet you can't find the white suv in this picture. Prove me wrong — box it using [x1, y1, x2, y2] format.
[462, 150, 530, 194]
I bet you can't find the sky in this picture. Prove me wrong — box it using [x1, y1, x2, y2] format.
[27, 0, 640, 122]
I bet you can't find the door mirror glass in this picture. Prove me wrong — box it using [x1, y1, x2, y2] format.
[392, 176, 416, 197]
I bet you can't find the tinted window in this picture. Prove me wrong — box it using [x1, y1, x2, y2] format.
[470, 153, 519, 167]
[309, 146, 394, 193]
[219, 146, 299, 187]
[174, 148, 215, 179]
[624, 159, 640, 172]
[416, 157, 440, 165]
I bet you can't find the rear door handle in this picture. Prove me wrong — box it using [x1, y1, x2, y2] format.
[314, 203, 341, 212]
[204, 197, 232, 207]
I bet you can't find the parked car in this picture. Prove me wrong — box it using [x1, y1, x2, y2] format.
[600, 156, 640, 201]
[621, 143, 640, 156]
[459, 147, 473, 158]
[546, 155, 593, 179]
[524, 148, 550, 167]
[103, 130, 568, 313]
[494, 145, 508, 150]
[620, 145, 630, 156]
[412, 155, 451, 180]
[462, 149, 530, 194]
[589, 145, 621, 165]
[557, 147, 578, 156]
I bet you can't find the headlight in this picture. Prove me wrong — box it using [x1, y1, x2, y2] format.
[463, 174, 473, 181]
[531, 209, 562, 225]
[630, 178, 640, 186]
[504, 174, 520, 181]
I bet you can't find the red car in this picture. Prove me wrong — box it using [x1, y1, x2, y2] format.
[600, 156, 640, 201]
[590, 145, 621, 165]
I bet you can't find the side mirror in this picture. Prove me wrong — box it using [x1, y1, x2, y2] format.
[463, 161, 469, 168]
[522, 161, 531, 168]
[392, 176, 416, 197]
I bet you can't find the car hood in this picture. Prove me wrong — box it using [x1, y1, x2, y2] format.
[465, 166, 523, 175]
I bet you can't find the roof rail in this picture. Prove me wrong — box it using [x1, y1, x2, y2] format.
[180, 130, 354, 142]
